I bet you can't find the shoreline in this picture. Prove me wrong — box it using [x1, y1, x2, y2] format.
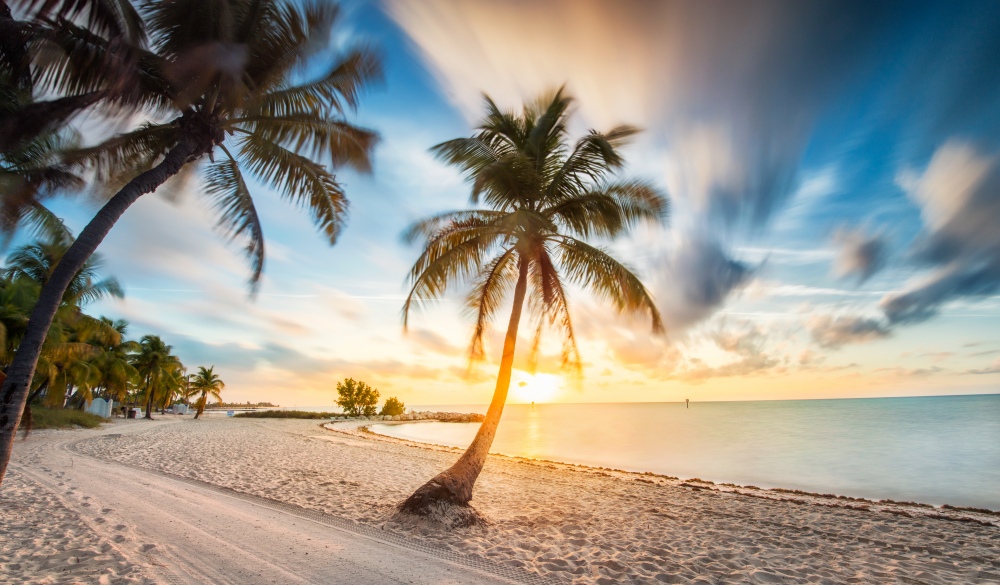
[340, 419, 1000, 523]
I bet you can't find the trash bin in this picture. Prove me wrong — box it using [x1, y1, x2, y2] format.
[126, 408, 136, 419]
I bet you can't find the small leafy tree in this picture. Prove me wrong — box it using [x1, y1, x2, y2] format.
[335, 378, 379, 417]
[380, 397, 405, 416]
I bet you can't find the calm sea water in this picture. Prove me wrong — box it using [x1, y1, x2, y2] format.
[366, 395, 1000, 509]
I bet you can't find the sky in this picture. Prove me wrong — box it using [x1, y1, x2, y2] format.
[21, 0, 1000, 406]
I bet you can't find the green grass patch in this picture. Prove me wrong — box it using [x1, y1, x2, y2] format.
[22, 407, 106, 430]
[233, 410, 340, 419]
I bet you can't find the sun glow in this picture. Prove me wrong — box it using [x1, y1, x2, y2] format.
[511, 372, 563, 403]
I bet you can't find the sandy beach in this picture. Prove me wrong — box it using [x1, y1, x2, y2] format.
[5, 417, 999, 584]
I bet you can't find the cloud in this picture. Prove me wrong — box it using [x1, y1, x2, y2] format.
[831, 227, 887, 283]
[807, 314, 891, 349]
[670, 323, 780, 382]
[882, 141, 1000, 323]
[651, 232, 754, 332]
[386, 0, 899, 231]
[966, 358, 1000, 375]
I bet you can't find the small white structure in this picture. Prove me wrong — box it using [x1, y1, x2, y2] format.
[172, 403, 189, 415]
[86, 397, 112, 418]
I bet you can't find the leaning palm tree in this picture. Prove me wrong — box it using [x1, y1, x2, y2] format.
[0, 0, 381, 485]
[398, 90, 667, 524]
[190, 366, 224, 419]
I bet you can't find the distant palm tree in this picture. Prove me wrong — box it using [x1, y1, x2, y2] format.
[399, 90, 667, 523]
[0, 0, 381, 485]
[88, 318, 140, 405]
[190, 366, 225, 420]
[131, 335, 180, 420]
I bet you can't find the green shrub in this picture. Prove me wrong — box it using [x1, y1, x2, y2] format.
[335, 378, 379, 416]
[380, 397, 405, 416]
[22, 407, 106, 430]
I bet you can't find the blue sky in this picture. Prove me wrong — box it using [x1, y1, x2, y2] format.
[24, 0, 1000, 405]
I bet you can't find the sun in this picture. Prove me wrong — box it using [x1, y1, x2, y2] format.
[511, 372, 562, 403]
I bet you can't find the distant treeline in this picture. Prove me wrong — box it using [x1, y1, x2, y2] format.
[233, 410, 333, 419]
[208, 401, 278, 409]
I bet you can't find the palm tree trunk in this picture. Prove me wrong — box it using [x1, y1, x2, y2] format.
[0, 138, 199, 485]
[144, 375, 155, 420]
[399, 257, 529, 520]
[194, 392, 206, 419]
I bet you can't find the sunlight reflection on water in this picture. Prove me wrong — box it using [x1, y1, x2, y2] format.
[369, 395, 1000, 508]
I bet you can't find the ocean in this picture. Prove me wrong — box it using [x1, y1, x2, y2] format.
[367, 394, 1000, 509]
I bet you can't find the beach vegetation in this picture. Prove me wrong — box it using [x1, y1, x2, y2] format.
[233, 410, 339, 419]
[0, 0, 381, 486]
[190, 366, 225, 420]
[399, 88, 666, 525]
[335, 378, 380, 417]
[380, 397, 406, 416]
[17, 406, 105, 430]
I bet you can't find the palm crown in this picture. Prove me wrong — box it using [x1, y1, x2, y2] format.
[404, 89, 666, 368]
[62, 0, 381, 286]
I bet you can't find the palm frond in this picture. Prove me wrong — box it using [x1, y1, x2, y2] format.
[402, 230, 508, 327]
[23, 0, 146, 45]
[465, 248, 518, 361]
[544, 180, 667, 238]
[238, 132, 347, 244]
[234, 114, 377, 172]
[554, 236, 663, 332]
[204, 155, 265, 287]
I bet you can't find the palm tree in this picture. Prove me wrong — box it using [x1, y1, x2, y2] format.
[88, 318, 139, 405]
[131, 335, 180, 420]
[398, 90, 667, 523]
[0, 0, 381, 484]
[190, 366, 224, 419]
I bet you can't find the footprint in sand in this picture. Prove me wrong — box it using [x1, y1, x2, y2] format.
[81, 502, 91, 507]
[140, 544, 157, 552]
[114, 524, 127, 531]
[95, 518, 106, 524]
[101, 508, 113, 513]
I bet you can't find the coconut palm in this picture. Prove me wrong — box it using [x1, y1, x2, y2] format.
[131, 334, 179, 420]
[190, 366, 224, 419]
[399, 90, 667, 523]
[0, 0, 381, 484]
[88, 318, 139, 405]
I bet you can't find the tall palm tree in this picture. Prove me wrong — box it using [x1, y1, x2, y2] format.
[398, 90, 667, 523]
[0, 0, 381, 484]
[190, 366, 224, 419]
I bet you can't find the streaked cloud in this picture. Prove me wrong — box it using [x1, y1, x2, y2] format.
[831, 227, 888, 283]
[807, 314, 891, 349]
[882, 142, 1000, 323]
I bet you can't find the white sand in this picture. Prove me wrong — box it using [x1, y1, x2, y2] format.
[0, 467, 155, 584]
[7, 417, 1000, 584]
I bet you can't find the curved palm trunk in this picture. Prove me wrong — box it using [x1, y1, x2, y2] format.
[0, 139, 199, 485]
[399, 258, 529, 520]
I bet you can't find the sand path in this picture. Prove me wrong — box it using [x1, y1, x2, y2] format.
[5, 419, 537, 585]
